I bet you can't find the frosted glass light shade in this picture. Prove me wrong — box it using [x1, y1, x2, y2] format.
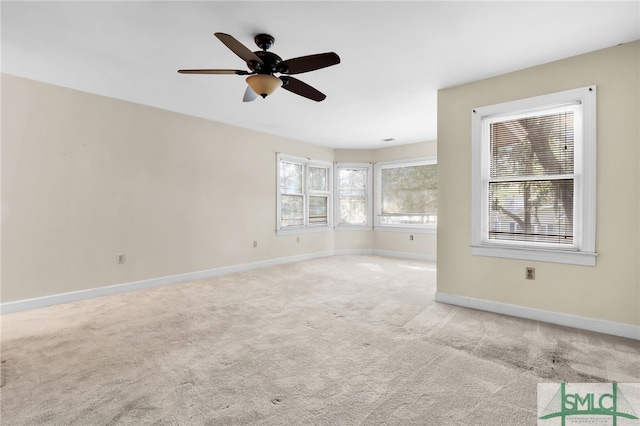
[246, 74, 282, 98]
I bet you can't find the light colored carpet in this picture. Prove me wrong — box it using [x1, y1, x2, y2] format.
[1, 255, 638, 425]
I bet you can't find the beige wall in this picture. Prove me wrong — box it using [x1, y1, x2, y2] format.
[1, 75, 337, 302]
[2, 75, 436, 303]
[437, 41, 640, 326]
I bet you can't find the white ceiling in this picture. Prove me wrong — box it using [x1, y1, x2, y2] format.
[2, 1, 639, 149]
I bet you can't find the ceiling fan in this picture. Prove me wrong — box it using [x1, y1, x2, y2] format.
[178, 33, 340, 102]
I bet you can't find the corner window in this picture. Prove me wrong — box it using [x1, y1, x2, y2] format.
[334, 163, 373, 229]
[277, 154, 332, 234]
[471, 86, 597, 265]
[374, 157, 437, 232]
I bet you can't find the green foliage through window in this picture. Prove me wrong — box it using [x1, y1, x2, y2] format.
[379, 162, 437, 226]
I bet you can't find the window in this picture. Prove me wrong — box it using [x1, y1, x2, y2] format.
[374, 157, 437, 232]
[277, 154, 332, 234]
[334, 163, 373, 228]
[471, 86, 597, 266]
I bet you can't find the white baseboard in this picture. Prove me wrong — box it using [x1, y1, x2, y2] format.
[0, 250, 333, 315]
[331, 249, 435, 262]
[0, 249, 432, 314]
[435, 291, 640, 341]
[332, 249, 375, 256]
[373, 249, 436, 262]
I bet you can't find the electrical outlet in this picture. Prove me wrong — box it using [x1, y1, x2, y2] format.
[116, 253, 126, 264]
[296, 236, 300, 243]
[253, 241, 258, 248]
[409, 235, 414, 241]
[526, 267, 535, 280]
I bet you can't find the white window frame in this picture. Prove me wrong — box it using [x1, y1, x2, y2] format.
[374, 156, 438, 234]
[334, 163, 373, 230]
[276, 153, 333, 235]
[471, 86, 597, 266]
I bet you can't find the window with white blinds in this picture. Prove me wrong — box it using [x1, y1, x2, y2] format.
[471, 86, 597, 266]
[488, 105, 577, 245]
[374, 157, 437, 231]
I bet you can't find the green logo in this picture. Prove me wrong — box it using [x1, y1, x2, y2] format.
[538, 383, 639, 425]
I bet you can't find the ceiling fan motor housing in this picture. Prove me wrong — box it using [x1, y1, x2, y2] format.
[252, 51, 283, 74]
[254, 33, 275, 51]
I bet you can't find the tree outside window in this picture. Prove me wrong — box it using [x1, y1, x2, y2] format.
[471, 86, 597, 266]
[375, 158, 437, 230]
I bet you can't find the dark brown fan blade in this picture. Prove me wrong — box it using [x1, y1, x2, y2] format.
[214, 32, 263, 66]
[278, 52, 340, 75]
[178, 69, 250, 75]
[279, 76, 326, 102]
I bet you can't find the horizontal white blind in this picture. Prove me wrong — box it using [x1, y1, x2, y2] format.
[309, 196, 328, 224]
[487, 107, 576, 245]
[488, 180, 574, 244]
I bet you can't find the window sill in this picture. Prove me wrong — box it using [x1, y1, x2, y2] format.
[334, 225, 374, 231]
[471, 244, 597, 266]
[374, 226, 437, 234]
[276, 226, 332, 236]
